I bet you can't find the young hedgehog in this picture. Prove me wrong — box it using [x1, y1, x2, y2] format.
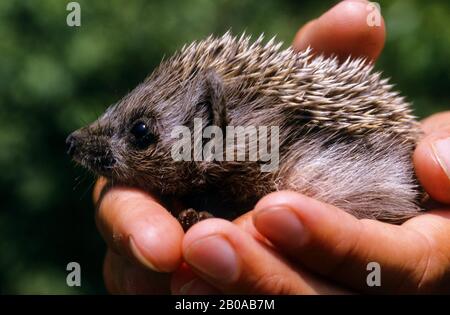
[66, 33, 424, 231]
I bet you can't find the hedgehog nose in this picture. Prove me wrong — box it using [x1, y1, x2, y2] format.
[65, 133, 79, 157]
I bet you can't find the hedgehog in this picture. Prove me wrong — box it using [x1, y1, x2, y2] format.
[66, 33, 424, 231]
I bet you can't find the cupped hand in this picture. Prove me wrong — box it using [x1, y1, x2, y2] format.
[96, 0, 450, 294]
[171, 1, 450, 294]
[97, 0, 383, 295]
[180, 111, 449, 294]
[94, 177, 349, 294]
[97, 0, 381, 294]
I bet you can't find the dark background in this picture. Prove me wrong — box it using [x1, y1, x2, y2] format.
[0, 0, 448, 294]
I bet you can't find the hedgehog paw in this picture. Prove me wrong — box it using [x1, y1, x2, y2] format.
[178, 208, 213, 232]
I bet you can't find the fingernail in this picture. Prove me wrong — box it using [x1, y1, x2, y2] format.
[184, 236, 239, 284]
[253, 207, 308, 248]
[432, 137, 450, 180]
[129, 236, 161, 272]
[179, 279, 219, 295]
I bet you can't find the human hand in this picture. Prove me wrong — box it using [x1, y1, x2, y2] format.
[235, 112, 450, 294]
[171, 1, 450, 294]
[96, 0, 449, 294]
[94, 177, 349, 294]
[95, 0, 383, 294]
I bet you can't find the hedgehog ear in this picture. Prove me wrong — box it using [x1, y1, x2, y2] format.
[200, 70, 228, 132]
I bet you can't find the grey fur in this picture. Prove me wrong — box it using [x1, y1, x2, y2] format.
[67, 33, 424, 223]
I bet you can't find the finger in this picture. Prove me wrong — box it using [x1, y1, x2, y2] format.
[252, 191, 450, 293]
[232, 209, 267, 242]
[170, 211, 261, 295]
[420, 111, 450, 134]
[414, 112, 450, 203]
[171, 262, 221, 295]
[103, 249, 120, 294]
[94, 179, 184, 272]
[103, 249, 171, 294]
[178, 218, 349, 294]
[414, 132, 450, 204]
[92, 176, 108, 205]
[293, 0, 385, 62]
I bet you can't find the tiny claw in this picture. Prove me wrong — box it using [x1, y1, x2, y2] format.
[178, 208, 214, 232]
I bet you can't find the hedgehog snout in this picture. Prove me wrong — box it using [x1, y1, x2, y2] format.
[66, 131, 81, 158]
[66, 129, 116, 173]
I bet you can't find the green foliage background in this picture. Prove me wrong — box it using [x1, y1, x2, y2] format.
[0, 0, 448, 294]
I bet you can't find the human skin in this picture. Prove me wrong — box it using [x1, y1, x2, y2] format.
[94, 0, 450, 294]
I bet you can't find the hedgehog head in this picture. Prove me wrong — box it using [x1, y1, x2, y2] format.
[66, 68, 228, 194]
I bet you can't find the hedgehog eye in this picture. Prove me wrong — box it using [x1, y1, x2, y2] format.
[131, 121, 148, 138]
[130, 121, 155, 149]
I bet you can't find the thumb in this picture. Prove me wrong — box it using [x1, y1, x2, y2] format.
[414, 111, 450, 204]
